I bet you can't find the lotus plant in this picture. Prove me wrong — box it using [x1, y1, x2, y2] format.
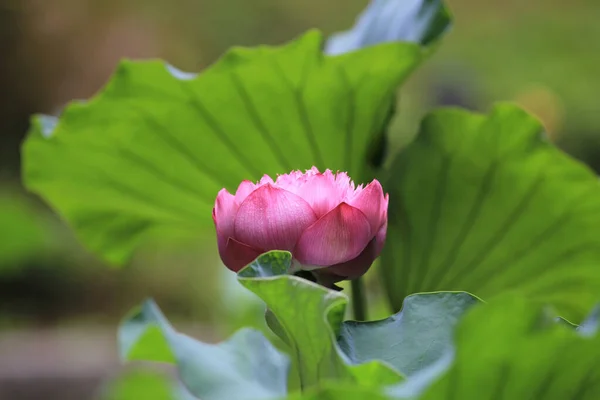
[212, 167, 388, 286]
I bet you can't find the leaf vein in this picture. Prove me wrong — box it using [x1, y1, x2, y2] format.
[442, 173, 545, 289]
[412, 154, 452, 293]
[428, 161, 499, 288]
[178, 82, 263, 178]
[268, 56, 325, 168]
[228, 71, 293, 172]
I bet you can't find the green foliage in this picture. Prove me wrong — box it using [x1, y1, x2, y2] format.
[118, 252, 600, 400]
[119, 251, 483, 398]
[0, 193, 49, 269]
[238, 251, 404, 389]
[380, 104, 600, 321]
[337, 292, 479, 376]
[119, 300, 290, 400]
[284, 384, 393, 400]
[416, 296, 600, 400]
[22, 30, 423, 265]
[118, 305, 175, 363]
[101, 370, 177, 400]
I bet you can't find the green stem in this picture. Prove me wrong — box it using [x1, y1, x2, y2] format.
[351, 277, 367, 321]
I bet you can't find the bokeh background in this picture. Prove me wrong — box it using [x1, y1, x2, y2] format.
[1, 0, 599, 398]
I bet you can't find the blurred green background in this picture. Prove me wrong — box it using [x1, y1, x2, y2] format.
[1, 0, 599, 398]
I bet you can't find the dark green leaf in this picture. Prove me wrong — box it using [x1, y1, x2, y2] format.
[415, 296, 600, 400]
[238, 251, 404, 390]
[380, 104, 600, 321]
[118, 299, 290, 400]
[22, 30, 422, 265]
[338, 292, 479, 376]
[326, 0, 451, 55]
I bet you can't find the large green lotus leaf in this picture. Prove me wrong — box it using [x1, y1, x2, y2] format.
[326, 0, 451, 55]
[22, 30, 422, 265]
[118, 299, 290, 400]
[338, 292, 479, 377]
[237, 251, 404, 390]
[380, 104, 600, 321]
[414, 296, 600, 400]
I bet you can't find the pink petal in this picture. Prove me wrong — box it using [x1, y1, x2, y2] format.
[273, 168, 322, 195]
[381, 193, 389, 226]
[347, 180, 386, 233]
[295, 203, 372, 266]
[220, 237, 264, 272]
[307, 218, 388, 284]
[331, 171, 358, 197]
[258, 174, 274, 185]
[234, 180, 256, 204]
[325, 237, 378, 280]
[373, 220, 387, 256]
[213, 189, 237, 254]
[273, 171, 305, 195]
[234, 184, 317, 252]
[295, 173, 343, 218]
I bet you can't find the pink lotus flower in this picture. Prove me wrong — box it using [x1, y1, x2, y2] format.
[212, 167, 388, 284]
